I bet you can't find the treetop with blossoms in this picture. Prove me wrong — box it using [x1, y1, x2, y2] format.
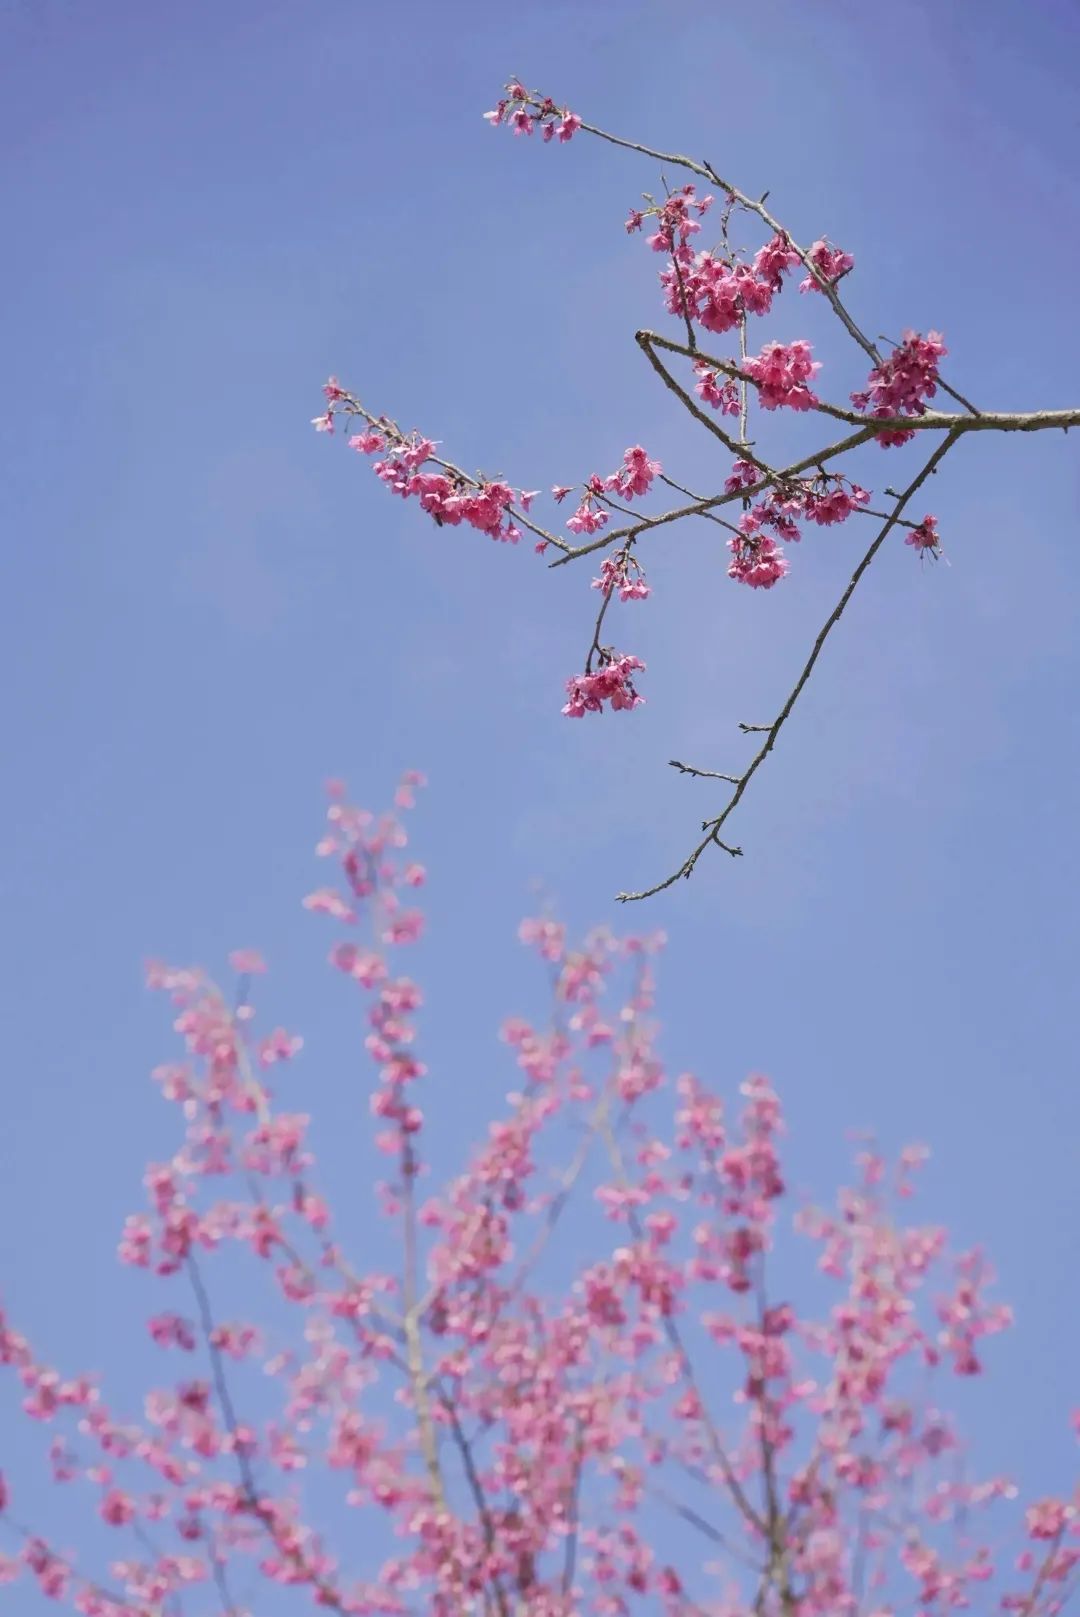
[2, 777, 1076, 1615]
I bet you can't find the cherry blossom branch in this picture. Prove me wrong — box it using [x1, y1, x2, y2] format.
[400, 1136, 450, 1512]
[0, 1517, 143, 1617]
[506, 1084, 615, 1300]
[434, 1391, 512, 1617]
[616, 429, 962, 901]
[571, 100, 996, 423]
[549, 423, 884, 565]
[570, 112, 882, 366]
[658, 472, 742, 532]
[636, 330, 773, 473]
[328, 394, 571, 554]
[1017, 1527, 1068, 1617]
[597, 1111, 765, 1534]
[561, 1426, 584, 1599]
[644, 329, 1080, 439]
[753, 1264, 797, 1617]
[183, 1252, 355, 1614]
[317, 84, 1080, 902]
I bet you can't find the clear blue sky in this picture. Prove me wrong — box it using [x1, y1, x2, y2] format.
[2, 0, 1078, 1600]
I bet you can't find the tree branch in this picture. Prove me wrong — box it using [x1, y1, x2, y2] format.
[616, 429, 963, 901]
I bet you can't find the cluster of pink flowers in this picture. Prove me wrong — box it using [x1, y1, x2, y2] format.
[803, 478, 871, 525]
[727, 524, 790, 589]
[313, 776, 429, 1152]
[662, 250, 778, 334]
[592, 550, 650, 601]
[564, 475, 609, 536]
[628, 214, 817, 338]
[625, 182, 713, 251]
[742, 338, 821, 411]
[694, 360, 741, 414]
[561, 446, 661, 539]
[624, 191, 803, 336]
[754, 232, 803, 290]
[800, 236, 855, 292]
[852, 330, 948, 445]
[364, 437, 521, 542]
[725, 456, 763, 495]
[721, 463, 873, 587]
[314, 384, 530, 543]
[563, 653, 646, 716]
[609, 443, 661, 499]
[482, 81, 581, 142]
[907, 512, 942, 554]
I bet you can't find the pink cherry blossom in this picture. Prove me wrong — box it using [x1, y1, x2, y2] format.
[728, 529, 790, 589]
[605, 444, 661, 500]
[907, 513, 941, 554]
[753, 232, 802, 290]
[694, 361, 740, 414]
[566, 497, 608, 536]
[852, 330, 948, 445]
[592, 552, 650, 602]
[800, 237, 855, 291]
[563, 654, 646, 716]
[1026, 1498, 1074, 1540]
[742, 338, 821, 410]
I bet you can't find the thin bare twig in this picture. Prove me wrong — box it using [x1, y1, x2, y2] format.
[617, 430, 962, 901]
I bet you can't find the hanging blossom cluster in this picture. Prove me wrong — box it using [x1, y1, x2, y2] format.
[592, 550, 650, 602]
[563, 652, 646, 717]
[2, 778, 1077, 1613]
[722, 459, 880, 589]
[851, 330, 949, 447]
[907, 513, 942, 555]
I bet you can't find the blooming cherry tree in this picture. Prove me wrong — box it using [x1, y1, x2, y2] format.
[315, 82, 1080, 901]
[2, 779, 1076, 1616]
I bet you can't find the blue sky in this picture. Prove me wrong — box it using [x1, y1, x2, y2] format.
[2, 0, 1078, 1600]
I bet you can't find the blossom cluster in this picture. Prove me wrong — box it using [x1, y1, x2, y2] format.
[800, 236, 855, 292]
[482, 81, 581, 142]
[314, 382, 530, 543]
[563, 652, 646, 717]
[694, 360, 741, 414]
[742, 338, 821, 411]
[721, 462, 874, 588]
[561, 445, 662, 537]
[907, 512, 942, 555]
[592, 550, 650, 602]
[628, 201, 810, 337]
[852, 331, 948, 446]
